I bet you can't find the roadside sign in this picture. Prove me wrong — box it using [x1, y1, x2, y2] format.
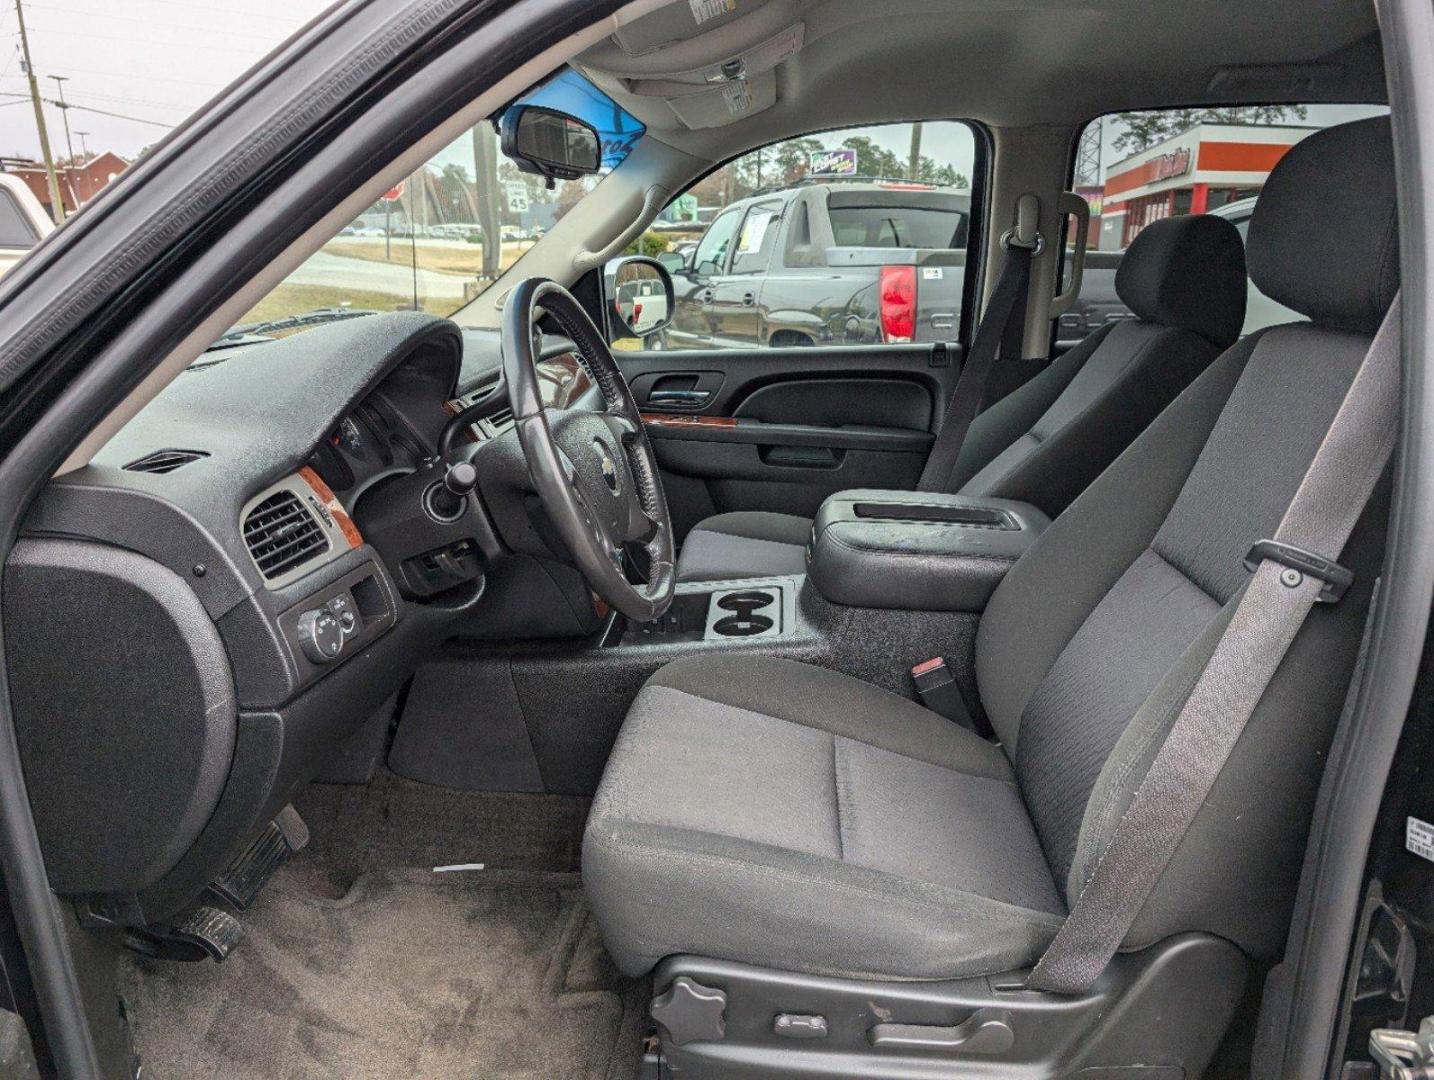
[809, 148, 858, 177]
[505, 181, 529, 214]
[382, 181, 406, 202]
[673, 193, 700, 222]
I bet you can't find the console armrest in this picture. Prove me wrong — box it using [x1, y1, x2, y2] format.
[807, 489, 1050, 612]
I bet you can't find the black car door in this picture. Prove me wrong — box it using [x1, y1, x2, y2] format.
[616, 338, 965, 541]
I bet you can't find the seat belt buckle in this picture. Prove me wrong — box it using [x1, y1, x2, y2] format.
[911, 658, 975, 730]
[1243, 539, 1354, 603]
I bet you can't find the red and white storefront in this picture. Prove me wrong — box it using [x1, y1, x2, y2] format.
[1096, 124, 1315, 250]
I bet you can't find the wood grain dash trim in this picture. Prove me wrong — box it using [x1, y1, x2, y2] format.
[300, 466, 363, 549]
[641, 413, 738, 429]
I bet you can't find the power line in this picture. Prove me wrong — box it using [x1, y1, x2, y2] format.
[0, 89, 170, 127]
[22, 4, 280, 44]
[58, 100, 168, 127]
[22, 24, 278, 49]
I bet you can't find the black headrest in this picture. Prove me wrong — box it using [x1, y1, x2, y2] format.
[1114, 214, 1247, 347]
[1247, 116, 1398, 333]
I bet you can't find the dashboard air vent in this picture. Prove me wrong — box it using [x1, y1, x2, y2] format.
[242, 491, 329, 580]
[487, 406, 514, 433]
[123, 448, 209, 474]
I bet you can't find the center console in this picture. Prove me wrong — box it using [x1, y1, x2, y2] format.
[619, 576, 800, 646]
[806, 489, 1050, 612]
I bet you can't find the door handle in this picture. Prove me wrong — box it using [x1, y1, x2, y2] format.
[741, 292, 755, 305]
[648, 390, 711, 406]
[700, 290, 715, 303]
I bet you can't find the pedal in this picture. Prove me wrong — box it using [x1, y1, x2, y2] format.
[207, 805, 308, 911]
[126, 905, 243, 963]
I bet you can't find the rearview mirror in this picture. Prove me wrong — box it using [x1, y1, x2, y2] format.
[607, 256, 674, 339]
[499, 105, 602, 187]
[656, 250, 687, 275]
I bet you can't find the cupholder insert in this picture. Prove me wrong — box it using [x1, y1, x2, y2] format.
[716, 590, 775, 615]
[713, 613, 775, 637]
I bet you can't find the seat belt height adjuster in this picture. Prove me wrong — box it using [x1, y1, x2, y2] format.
[1243, 539, 1354, 603]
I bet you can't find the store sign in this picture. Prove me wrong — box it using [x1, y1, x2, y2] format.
[1152, 147, 1192, 181]
[809, 148, 858, 177]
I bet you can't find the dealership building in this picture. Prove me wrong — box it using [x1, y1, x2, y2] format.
[1094, 123, 1315, 250]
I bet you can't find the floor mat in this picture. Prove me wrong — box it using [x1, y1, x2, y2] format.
[292, 776, 592, 897]
[120, 866, 648, 1080]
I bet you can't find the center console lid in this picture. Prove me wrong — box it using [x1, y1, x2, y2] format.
[807, 489, 1050, 612]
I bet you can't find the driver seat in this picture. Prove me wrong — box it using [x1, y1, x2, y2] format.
[583, 118, 1397, 1017]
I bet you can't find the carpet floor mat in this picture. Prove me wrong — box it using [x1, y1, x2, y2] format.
[119, 866, 648, 1079]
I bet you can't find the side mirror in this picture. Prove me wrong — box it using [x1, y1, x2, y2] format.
[656, 250, 686, 275]
[608, 255, 675, 340]
[499, 105, 601, 187]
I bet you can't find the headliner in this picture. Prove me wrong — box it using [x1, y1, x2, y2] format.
[578, 0, 1383, 161]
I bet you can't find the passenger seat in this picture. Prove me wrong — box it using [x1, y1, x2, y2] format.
[675, 213, 1248, 583]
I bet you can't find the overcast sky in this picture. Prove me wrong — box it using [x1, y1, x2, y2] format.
[0, 0, 333, 160]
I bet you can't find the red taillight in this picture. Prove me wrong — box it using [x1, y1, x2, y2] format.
[879, 265, 916, 343]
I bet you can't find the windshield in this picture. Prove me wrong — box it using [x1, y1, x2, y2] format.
[213, 68, 644, 349]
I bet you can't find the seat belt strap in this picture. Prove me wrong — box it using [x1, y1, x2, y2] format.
[916, 235, 1036, 493]
[1027, 295, 1403, 995]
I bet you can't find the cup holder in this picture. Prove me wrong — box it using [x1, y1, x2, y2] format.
[710, 589, 778, 638]
[712, 613, 775, 637]
[717, 590, 775, 614]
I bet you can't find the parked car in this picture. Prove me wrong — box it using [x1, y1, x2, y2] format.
[0, 174, 52, 279]
[654, 179, 969, 349]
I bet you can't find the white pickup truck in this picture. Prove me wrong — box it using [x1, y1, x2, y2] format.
[0, 173, 53, 278]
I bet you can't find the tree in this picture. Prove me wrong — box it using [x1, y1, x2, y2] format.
[1110, 105, 1308, 156]
[769, 136, 825, 186]
[840, 135, 905, 179]
[918, 158, 969, 189]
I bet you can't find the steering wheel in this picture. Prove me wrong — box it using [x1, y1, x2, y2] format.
[501, 278, 675, 622]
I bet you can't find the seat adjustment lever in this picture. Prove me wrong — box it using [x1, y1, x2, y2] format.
[868, 1008, 1014, 1055]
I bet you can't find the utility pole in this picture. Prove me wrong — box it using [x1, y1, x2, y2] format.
[471, 123, 501, 283]
[48, 75, 76, 163]
[75, 130, 90, 159]
[907, 121, 923, 181]
[14, 0, 64, 224]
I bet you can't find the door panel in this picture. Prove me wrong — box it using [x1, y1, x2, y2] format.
[620, 344, 962, 537]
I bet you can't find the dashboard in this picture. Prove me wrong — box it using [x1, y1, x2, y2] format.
[3, 311, 597, 929]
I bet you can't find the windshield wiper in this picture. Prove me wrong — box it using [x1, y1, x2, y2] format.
[204, 306, 380, 352]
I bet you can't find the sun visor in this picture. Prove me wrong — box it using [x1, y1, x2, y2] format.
[664, 70, 776, 129]
[611, 0, 764, 56]
[634, 22, 803, 86]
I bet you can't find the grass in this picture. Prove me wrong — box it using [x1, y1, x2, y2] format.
[236, 283, 453, 329]
[324, 238, 536, 277]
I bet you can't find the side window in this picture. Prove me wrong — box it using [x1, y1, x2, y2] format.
[631, 120, 977, 352]
[691, 208, 741, 275]
[1063, 104, 1389, 343]
[0, 191, 39, 250]
[730, 201, 783, 274]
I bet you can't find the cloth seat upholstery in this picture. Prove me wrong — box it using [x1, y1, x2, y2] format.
[585, 117, 1397, 980]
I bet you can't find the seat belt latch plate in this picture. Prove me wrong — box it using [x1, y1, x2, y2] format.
[1243, 539, 1353, 603]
